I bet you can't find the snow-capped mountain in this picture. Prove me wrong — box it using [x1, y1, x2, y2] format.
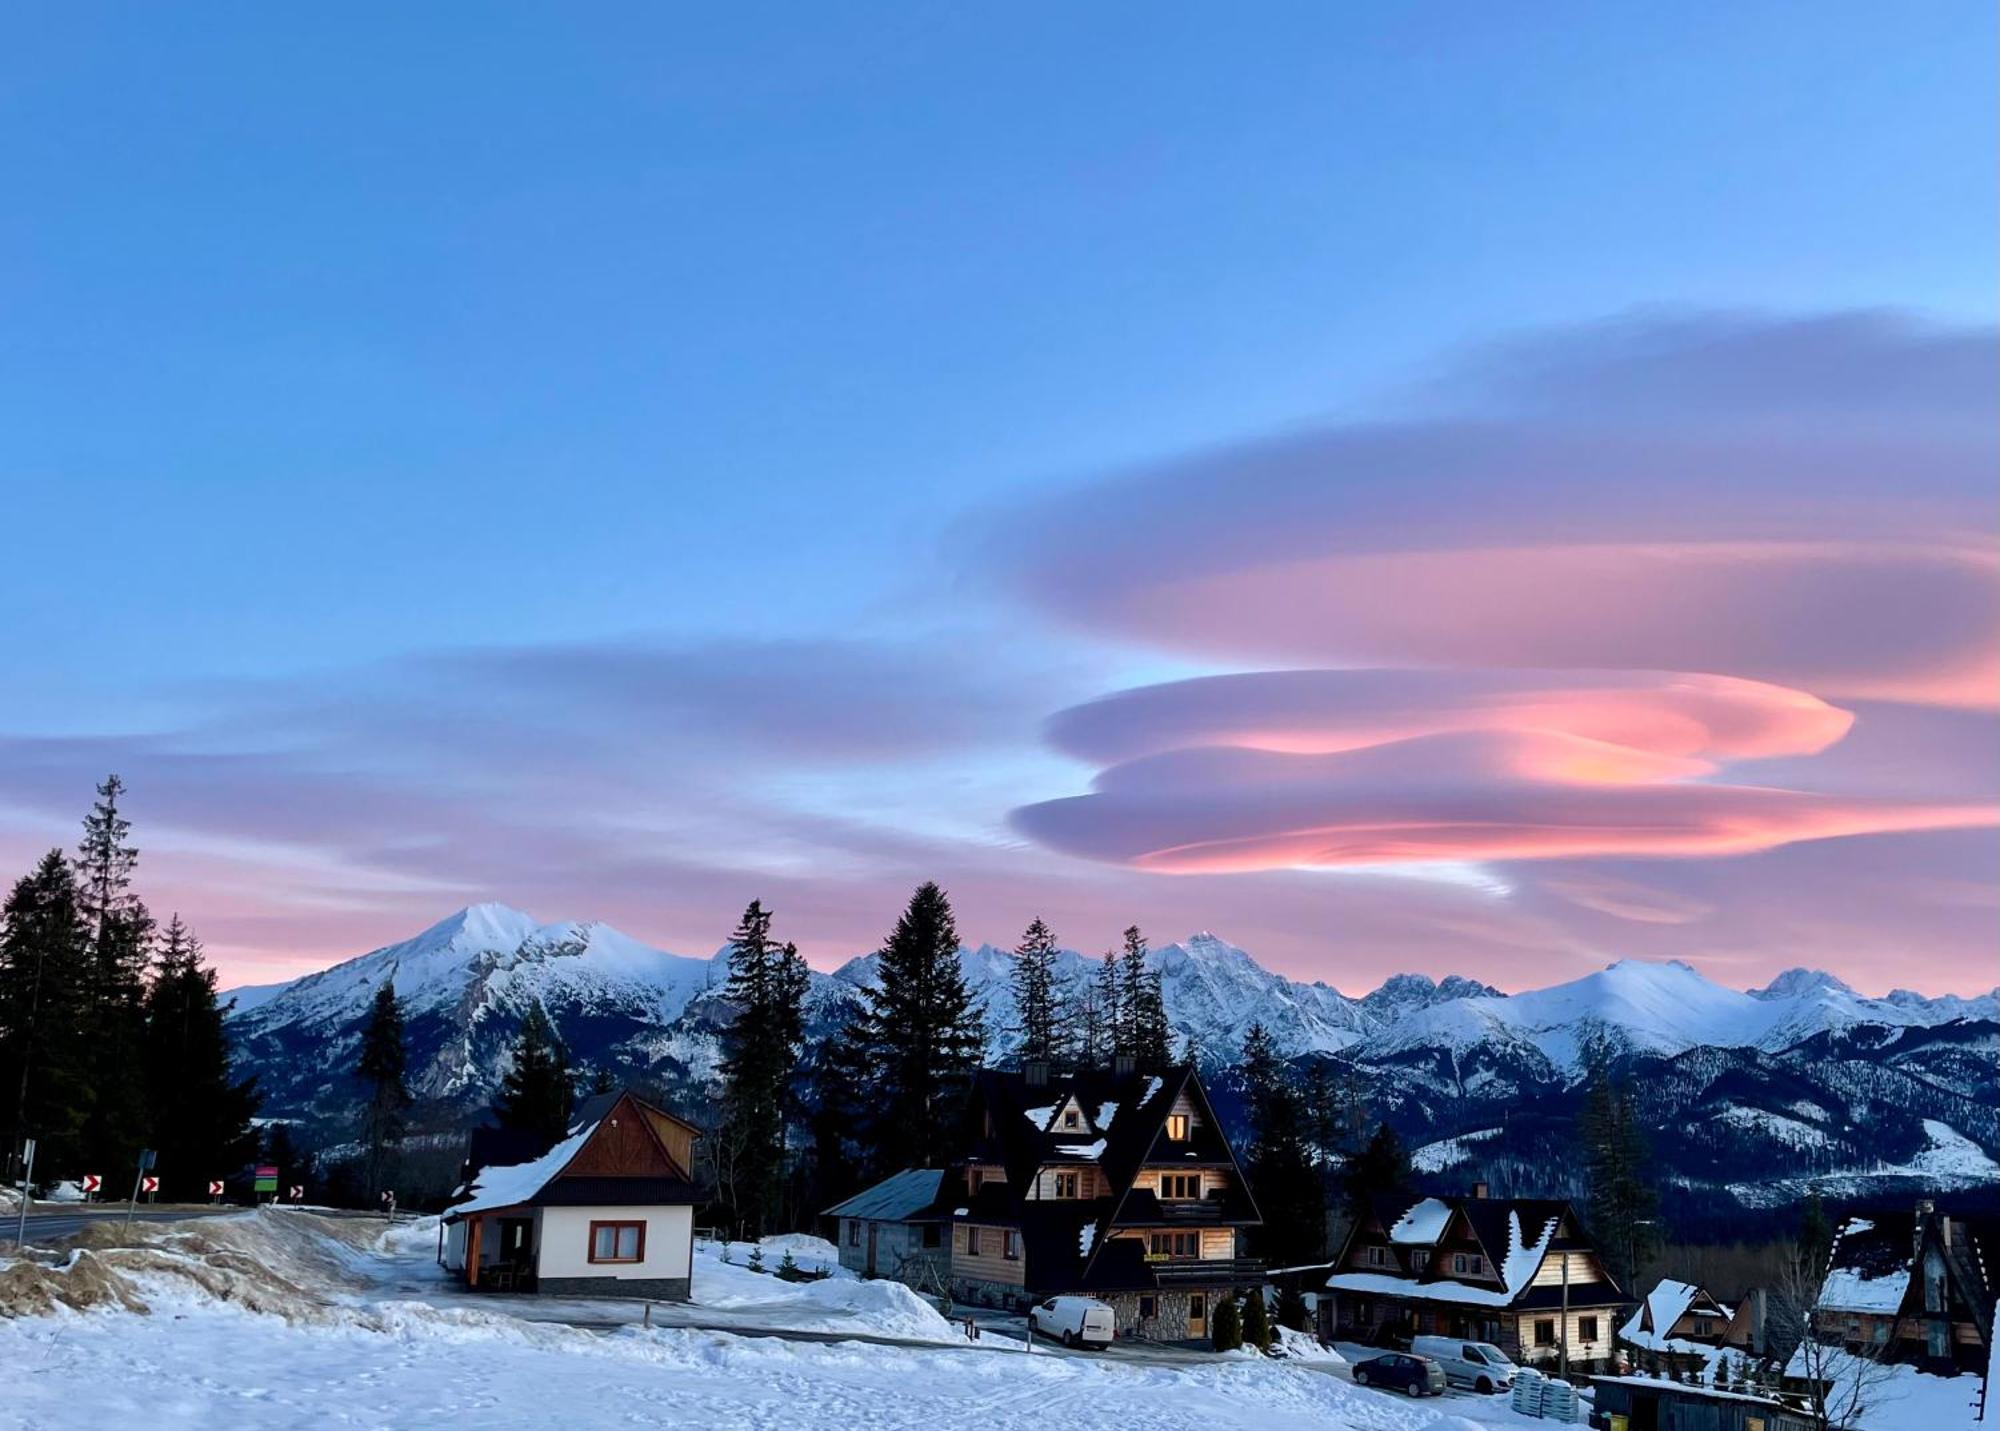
[225, 903, 1997, 1225]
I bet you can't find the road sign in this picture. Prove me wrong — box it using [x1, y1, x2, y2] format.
[80, 1174, 102, 1194]
[253, 1164, 278, 1194]
[289, 1186, 304, 1200]
[208, 1180, 225, 1197]
[138, 1148, 157, 1171]
[140, 1175, 159, 1194]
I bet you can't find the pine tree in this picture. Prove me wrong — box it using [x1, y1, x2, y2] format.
[142, 914, 261, 1199]
[1579, 1034, 1658, 1289]
[1010, 917, 1063, 1065]
[1276, 1282, 1309, 1332]
[805, 1005, 875, 1204]
[717, 900, 810, 1238]
[1089, 951, 1121, 1065]
[1340, 1122, 1412, 1218]
[493, 1000, 572, 1151]
[1240, 1022, 1325, 1264]
[1799, 1192, 1833, 1279]
[0, 851, 93, 1178]
[74, 776, 152, 1174]
[852, 883, 984, 1172]
[1116, 926, 1170, 1068]
[1211, 1294, 1243, 1351]
[263, 1120, 310, 1196]
[356, 980, 411, 1199]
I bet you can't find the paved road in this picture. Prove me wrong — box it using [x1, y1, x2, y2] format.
[5, 1204, 247, 1246]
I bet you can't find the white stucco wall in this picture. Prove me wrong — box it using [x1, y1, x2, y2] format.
[443, 1219, 467, 1271]
[536, 1204, 693, 1282]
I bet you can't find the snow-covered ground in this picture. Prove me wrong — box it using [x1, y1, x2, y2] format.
[0, 1210, 1567, 1430]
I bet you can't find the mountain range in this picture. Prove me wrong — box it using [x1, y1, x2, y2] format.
[225, 903, 1999, 1229]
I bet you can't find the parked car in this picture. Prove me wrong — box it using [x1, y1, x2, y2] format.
[1029, 1295, 1116, 1348]
[1411, 1336, 1518, 1393]
[1351, 1352, 1447, 1397]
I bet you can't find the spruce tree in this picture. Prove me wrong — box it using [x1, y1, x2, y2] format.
[854, 883, 984, 1171]
[263, 1120, 310, 1196]
[1579, 1034, 1658, 1289]
[1090, 952, 1121, 1065]
[805, 1005, 875, 1205]
[356, 980, 411, 1199]
[1211, 1294, 1243, 1351]
[1240, 1023, 1325, 1264]
[1116, 926, 1170, 1068]
[74, 776, 153, 1173]
[0, 851, 93, 1178]
[493, 1000, 572, 1151]
[1010, 917, 1062, 1065]
[142, 914, 260, 1199]
[1341, 1122, 1413, 1218]
[1241, 1287, 1272, 1351]
[717, 900, 810, 1238]
[1799, 1192, 1833, 1280]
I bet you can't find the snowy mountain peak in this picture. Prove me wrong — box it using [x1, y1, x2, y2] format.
[1752, 968, 1859, 1000]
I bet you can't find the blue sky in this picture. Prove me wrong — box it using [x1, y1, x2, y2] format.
[2, 4, 1993, 989]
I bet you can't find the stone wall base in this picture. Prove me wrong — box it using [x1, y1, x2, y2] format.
[538, 1275, 691, 1301]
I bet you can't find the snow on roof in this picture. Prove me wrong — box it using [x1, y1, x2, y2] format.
[822, 1168, 944, 1222]
[1322, 1270, 1521, 1308]
[1390, 1197, 1453, 1245]
[1621, 1280, 1715, 1352]
[1079, 1223, 1098, 1255]
[450, 1123, 594, 1218]
[1503, 1211, 1559, 1296]
[1141, 1076, 1163, 1104]
[1095, 1101, 1119, 1130]
[1817, 1263, 1909, 1314]
[1054, 1140, 1107, 1161]
[1024, 1104, 1058, 1130]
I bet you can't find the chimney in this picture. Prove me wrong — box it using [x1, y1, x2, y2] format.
[1472, 1181, 1490, 1199]
[1112, 1053, 1137, 1077]
[1024, 1058, 1050, 1089]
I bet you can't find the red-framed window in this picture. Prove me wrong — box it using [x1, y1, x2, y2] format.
[588, 1220, 646, 1264]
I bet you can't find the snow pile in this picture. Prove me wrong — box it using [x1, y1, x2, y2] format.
[692, 1235, 960, 1341]
[1271, 1325, 1345, 1364]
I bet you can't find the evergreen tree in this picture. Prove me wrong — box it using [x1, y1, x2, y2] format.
[1092, 952, 1121, 1062]
[1211, 1294, 1243, 1351]
[1276, 1282, 1309, 1333]
[852, 883, 984, 1171]
[1010, 917, 1063, 1065]
[74, 776, 153, 1174]
[0, 851, 93, 1178]
[804, 1005, 875, 1206]
[263, 1120, 311, 1196]
[493, 1000, 572, 1151]
[355, 980, 411, 1198]
[1241, 1287, 1272, 1351]
[1579, 1034, 1658, 1289]
[1116, 926, 1170, 1068]
[1239, 1022, 1325, 1264]
[588, 1065, 617, 1096]
[1340, 1122, 1412, 1218]
[716, 900, 810, 1238]
[1799, 1192, 1833, 1280]
[142, 915, 260, 1199]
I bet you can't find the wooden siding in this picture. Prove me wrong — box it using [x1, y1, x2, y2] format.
[1531, 1250, 1606, 1287]
[561, 1096, 679, 1179]
[1130, 1167, 1221, 1199]
[1025, 1163, 1111, 1200]
[955, 1223, 1026, 1286]
[1107, 1227, 1235, 1259]
[637, 1105, 697, 1177]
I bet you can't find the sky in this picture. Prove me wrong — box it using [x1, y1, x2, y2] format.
[1, 4, 1994, 994]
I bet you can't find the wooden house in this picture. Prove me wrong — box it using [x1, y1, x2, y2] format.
[938, 1060, 1263, 1343]
[823, 1168, 946, 1282]
[441, 1089, 703, 1299]
[1813, 1204, 1996, 1374]
[1298, 1189, 1630, 1370]
[1591, 1375, 1816, 1431]
[1622, 1279, 1735, 1371]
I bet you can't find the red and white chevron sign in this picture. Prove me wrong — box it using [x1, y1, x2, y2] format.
[289, 1186, 304, 1200]
[141, 1175, 160, 1194]
[80, 1174, 102, 1194]
[208, 1180, 225, 1196]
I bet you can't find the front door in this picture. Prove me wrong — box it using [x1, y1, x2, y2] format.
[866, 1223, 878, 1277]
[1187, 1293, 1207, 1339]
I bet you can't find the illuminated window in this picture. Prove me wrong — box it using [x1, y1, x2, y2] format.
[1166, 1114, 1191, 1141]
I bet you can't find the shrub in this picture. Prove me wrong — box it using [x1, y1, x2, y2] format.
[1275, 1283, 1309, 1333]
[1211, 1296, 1243, 1352]
[1241, 1290, 1272, 1351]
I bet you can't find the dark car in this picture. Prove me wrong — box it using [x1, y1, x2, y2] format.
[1352, 1352, 1447, 1398]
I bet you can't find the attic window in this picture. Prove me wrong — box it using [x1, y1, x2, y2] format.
[1063, 1110, 1081, 1129]
[1166, 1114, 1190, 1141]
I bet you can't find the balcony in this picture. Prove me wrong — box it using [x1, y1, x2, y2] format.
[1149, 1256, 1266, 1286]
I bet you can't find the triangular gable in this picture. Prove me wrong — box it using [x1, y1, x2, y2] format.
[559, 1091, 693, 1181]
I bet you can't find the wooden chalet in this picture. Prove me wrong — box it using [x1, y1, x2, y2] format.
[441, 1089, 704, 1299]
[1621, 1279, 1735, 1372]
[938, 1059, 1263, 1343]
[823, 1167, 946, 1281]
[1298, 1189, 1630, 1370]
[1813, 1204, 1996, 1375]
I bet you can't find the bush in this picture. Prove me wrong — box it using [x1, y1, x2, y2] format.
[777, 1250, 805, 1282]
[1275, 1283, 1309, 1333]
[1241, 1290, 1272, 1351]
[748, 1245, 766, 1274]
[1211, 1296, 1243, 1352]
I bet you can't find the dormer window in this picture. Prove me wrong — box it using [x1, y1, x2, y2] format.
[1411, 1250, 1431, 1272]
[1366, 1245, 1390, 1267]
[1166, 1113, 1190, 1141]
[1063, 1109, 1081, 1130]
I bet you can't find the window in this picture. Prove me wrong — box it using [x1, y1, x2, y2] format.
[969, 1167, 983, 1192]
[1148, 1231, 1200, 1259]
[1533, 1319, 1556, 1348]
[1063, 1108, 1081, 1129]
[1053, 1171, 1080, 1198]
[1366, 1245, 1390, 1268]
[1003, 1230, 1019, 1260]
[588, 1221, 645, 1264]
[1189, 1294, 1206, 1322]
[964, 1227, 981, 1256]
[847, 1220, 860, 1247]
[1451, 1253, 1484, 1276]
[1579, 1316, 1599, 1344]
[922, 1224, 942, 1248]
[1139, 1295, 1158, 1319]
[1159, 1173, 1201, 1200]
[1411, 1250, 1431, 1271]
[1166, 1113, 1191, 1141]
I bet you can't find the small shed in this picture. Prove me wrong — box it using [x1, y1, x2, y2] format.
[824, 1168, 945, 1280]
[1591, 1376, 1814, 1431]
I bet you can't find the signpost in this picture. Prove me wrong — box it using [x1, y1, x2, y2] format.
[288, 1185, 304, 1202]
[141, 1175, 160, 1199]
[253, 1165, 279, 1200]
[208, 1180, 225, 1201]
[124, 1149, 157, 1231]
[80, 1173, 102, 1197]
[12, 1138, 33, 1249]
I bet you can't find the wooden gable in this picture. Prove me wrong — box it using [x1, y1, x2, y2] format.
[558, 1093, 697, 1181]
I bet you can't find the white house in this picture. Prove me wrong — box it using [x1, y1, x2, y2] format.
[442, 1089, 703, 1300]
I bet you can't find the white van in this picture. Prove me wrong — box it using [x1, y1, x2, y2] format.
[1029, 1295, 1117, 1348]
[1410, 1336, 1518, 1392]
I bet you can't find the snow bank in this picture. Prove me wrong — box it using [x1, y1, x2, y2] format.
[1272, 1325, 1345, 1364]
[692, 1236, 959, 1341]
